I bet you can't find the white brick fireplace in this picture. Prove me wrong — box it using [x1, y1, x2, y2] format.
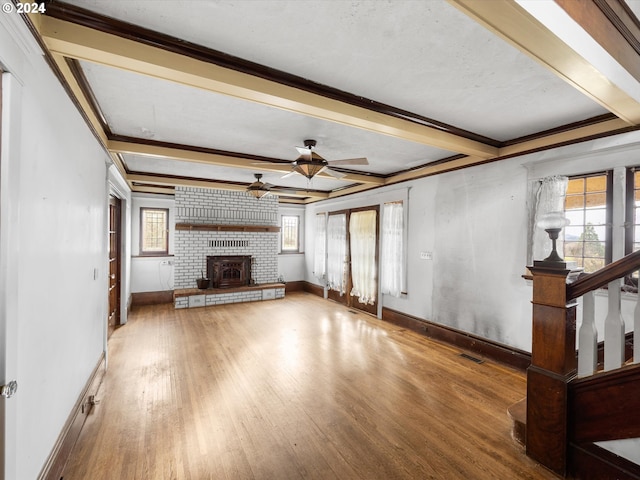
[173, 187, 283, 308]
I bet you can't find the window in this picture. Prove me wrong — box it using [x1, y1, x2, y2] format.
[313, 213, 326, 278]
[626, 168, 640, 255]
[140, 208, 168, 255]
[381, 201, 405, 297]
[281, 215, 300, 252]
[563, 173, 611, 273]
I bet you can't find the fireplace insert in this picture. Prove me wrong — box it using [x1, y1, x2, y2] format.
[206, 255, 252, 288]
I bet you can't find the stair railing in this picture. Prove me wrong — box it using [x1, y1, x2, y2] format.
[526, 250, 640, 476]
[567, 249, 640, 376]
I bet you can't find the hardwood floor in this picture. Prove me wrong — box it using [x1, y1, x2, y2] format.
[62, 293, 556, 480]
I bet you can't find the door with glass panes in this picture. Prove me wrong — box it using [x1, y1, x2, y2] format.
[326, 207, 379, 315]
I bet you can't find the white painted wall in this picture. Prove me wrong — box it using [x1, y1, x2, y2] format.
[304, 130, 640, 354]
[1, 12, 111, 479]
[278, 204, 305, 282]
[130, 193, 175, 293]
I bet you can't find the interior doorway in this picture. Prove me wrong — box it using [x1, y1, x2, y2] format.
[326, 206, 379, 315]
[108, 196, 121, 338]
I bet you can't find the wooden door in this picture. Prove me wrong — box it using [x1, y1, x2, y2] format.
[108, 196, 121, 338]
[326, 207, 379, 315]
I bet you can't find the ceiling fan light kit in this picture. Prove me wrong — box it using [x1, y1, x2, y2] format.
[247, 173, 271, 199]
[288, 139, 367, 180]
[292, 160, 327, 180]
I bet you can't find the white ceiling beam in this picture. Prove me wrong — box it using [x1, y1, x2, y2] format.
[127, 173, 329, 199]
[131, 185, 175, 195]
[43, 51, 128, 176]
[386, 115, 631, 185]
[449, 0, 640, 125]
[37, 15, 499, 160]
[109, 140, 384, 185]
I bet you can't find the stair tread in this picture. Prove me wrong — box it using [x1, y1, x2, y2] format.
[507, 397, 526, 448]
[507, 397, 526, 424]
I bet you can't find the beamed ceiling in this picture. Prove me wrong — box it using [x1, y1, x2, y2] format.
[25, 0, 640, 203]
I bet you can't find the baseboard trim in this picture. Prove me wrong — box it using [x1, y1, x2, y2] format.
[131, 290, 174, 306]
[284, 281, 305, 293]
[300, 281, 324, 298]
[38, 353, 106, 480]
[382, 307, 531, 371]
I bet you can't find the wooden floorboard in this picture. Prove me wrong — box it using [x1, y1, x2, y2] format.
[61, 292, 556, 480]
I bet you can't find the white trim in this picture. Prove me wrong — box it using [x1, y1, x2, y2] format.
[0, 72, 22, 480]
[0, 10, 42, 82]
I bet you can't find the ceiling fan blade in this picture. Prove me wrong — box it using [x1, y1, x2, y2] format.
[281, 170, 299, 179]
[295, 146, 313, 159]
[327, 157, 369, 166]
[323, 168, 347, 179]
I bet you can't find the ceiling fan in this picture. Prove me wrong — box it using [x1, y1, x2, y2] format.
[246, 173, 272, 199]
[284, 139, 369, 180]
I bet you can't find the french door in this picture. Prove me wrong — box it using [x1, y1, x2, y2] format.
[326, 206, 379, 315]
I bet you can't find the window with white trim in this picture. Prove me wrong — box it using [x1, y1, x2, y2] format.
[380, 201, 405, 297]
[281, 215, 300, 252]
[313, 213, 326, 279]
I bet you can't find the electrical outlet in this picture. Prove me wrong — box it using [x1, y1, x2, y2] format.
[420, 251, 433, 260]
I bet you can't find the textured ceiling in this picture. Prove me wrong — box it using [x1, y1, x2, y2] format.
[33, 0, 640, 202]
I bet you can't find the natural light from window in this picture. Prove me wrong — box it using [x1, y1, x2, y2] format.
[564, 174, 608, 273]
[281, 215, 300, 252]
[141, 208, 168, 255]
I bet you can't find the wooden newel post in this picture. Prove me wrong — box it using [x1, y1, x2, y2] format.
[527, 265, 578, 476]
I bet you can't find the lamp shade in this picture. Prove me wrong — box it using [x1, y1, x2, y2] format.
[536, 211, 569, 230]
[247, 187, 270, 199]
[246, 173, 271, 198]
[292, 158, 326, 180]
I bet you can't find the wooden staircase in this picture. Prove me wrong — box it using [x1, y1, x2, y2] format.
[514, 251, 640, 478]
[510, 364, 640, 479]
[507, 398, 526, 447]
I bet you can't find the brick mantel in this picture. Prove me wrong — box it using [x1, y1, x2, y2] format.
[174, 187, 280, 305]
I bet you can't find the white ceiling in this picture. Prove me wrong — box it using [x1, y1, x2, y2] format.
[33, 0, 640, 201]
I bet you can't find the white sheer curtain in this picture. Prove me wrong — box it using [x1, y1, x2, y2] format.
[349, 210, 377, 305]
[531, 175, 568, 263]
[327, 213, 347, 295]
[313, 213, 326, 280]
[381, 202, 404, 297]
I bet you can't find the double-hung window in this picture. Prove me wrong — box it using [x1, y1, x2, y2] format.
[563, 172, 612, 273]
[626, 167, 640, 256]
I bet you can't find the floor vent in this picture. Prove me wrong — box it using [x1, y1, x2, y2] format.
[348, 310, 358, 314]
[460, 353, 484, 364]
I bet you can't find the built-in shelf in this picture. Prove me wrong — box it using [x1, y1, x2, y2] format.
[176, 223, 280, 232]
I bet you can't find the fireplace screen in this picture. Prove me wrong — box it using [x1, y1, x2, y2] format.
[207, 255, 252, 288]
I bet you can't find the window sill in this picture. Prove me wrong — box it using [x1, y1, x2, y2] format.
[279, 251, 305, 255]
